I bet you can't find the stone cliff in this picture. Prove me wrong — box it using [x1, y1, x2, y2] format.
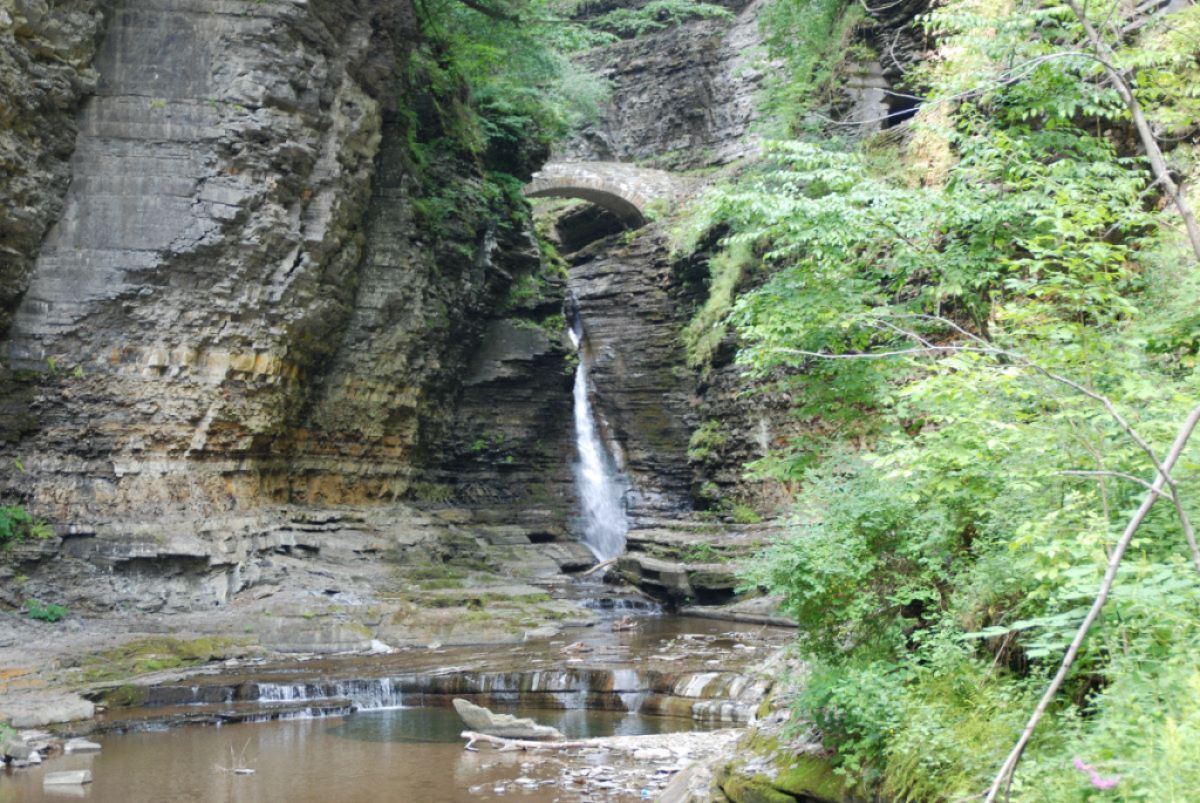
[0, 0, 583, 611]
[0, 0, 110, 337]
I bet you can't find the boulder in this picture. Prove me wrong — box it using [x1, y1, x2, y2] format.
[451, 699, 563, 740]
[44, 770, 93, 786]
[4, 695, 95, 728]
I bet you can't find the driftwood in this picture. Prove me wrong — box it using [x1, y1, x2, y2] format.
[214, 740, 256, 775]
[580, 557, 617, 577]
[461, 731, 599, 752]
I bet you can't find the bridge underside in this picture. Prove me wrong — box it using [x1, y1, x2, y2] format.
[525, 185, 646, 228]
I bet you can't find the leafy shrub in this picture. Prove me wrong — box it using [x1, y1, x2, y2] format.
[687, 420, 728, 462]
[0, 505, 51, 550]
[589, 0, 732, 38]
[24, 599, 68, 623]
[680, 240, 753, 370]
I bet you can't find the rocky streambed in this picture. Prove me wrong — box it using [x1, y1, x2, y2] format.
[1, 603, 796, 802]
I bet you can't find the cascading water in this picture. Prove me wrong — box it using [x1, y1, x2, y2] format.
[568, 313, 630, 561]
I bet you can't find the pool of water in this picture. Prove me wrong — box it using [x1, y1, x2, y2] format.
[1, 707, 702, 802]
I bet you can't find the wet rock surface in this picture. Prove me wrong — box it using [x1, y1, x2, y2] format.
[454, 698, 565, 739]
[567, 226, 696, 514]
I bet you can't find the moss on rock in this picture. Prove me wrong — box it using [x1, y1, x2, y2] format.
[773, 754, 844, 802]
[722, 774, 798, 803]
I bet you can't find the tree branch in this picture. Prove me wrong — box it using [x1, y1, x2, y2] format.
[1064, 0, 1200, 262]
[781, 312, 1200, 573]
[984, 403, 1200, 801]
[1058, 469, 1170, 499]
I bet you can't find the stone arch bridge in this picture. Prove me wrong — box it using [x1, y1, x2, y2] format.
[524, 161, 697, 228]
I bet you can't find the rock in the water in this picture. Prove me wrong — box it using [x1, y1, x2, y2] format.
[1, 737, 33, 761]
[44, 770, 93, 786]
[452, 699, 563, 740]
[64, 738, 102, 753]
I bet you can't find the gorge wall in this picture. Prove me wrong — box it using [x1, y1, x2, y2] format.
[0, 0, 577, 516]
[0, 0, 585, 610]
[0, 0, 914, 609]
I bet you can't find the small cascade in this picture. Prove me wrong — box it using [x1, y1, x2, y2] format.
[254, 678, 404, 711]
[568, 313, 631, 561]
[579, 596, 662, 615]
[612, 669, 649, 713]
[673, 672, 722, 699]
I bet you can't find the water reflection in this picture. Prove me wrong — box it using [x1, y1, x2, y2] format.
[328, 706, 705, 744]
[0, 708, 705, 803]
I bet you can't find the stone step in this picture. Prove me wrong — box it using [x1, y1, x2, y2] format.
[98, 699, 356, 731]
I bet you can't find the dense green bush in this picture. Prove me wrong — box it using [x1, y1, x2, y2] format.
[686, 0, 1200, 797]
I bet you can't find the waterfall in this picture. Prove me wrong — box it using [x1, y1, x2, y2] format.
[568, 315, 630, 561]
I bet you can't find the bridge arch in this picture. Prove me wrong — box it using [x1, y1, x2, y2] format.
[524, 162, 691, 229]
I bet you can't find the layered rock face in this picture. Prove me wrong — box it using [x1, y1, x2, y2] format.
[566, 228, 694, 514]
[3, 0, 400, 521]
[0, 0, 827, 611]
[0, 0, 110, 337]
[0, 0, 584, 610]
[532, 0, 778, 516]
[0, 0, 574, 518]
[282, 115, 567, 508]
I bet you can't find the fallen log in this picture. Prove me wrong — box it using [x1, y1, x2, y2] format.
[461, 731, 600, 752]
[579, 557, 617, 578]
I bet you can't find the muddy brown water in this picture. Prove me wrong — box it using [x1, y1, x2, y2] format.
[2, 707, 698, 802]
[1, 613, 792, 801]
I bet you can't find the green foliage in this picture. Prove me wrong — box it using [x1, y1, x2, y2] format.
[730, 503, 762, 524]
[703, 0, 1200, 796]
[756, 0, 863, 133]
[681, 240, 753, 370]
[688, 420, 728, 462]
[24, 599, 68, 623]
[588, 0, 733, 38]
[0, 505, 51, 550]
[414, 0, 609, 165]
[683, 542, 717, 562]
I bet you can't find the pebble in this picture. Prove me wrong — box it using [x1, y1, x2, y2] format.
[632, 748, 671, 761]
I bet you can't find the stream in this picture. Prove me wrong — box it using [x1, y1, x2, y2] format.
[3, 708, 704, 803]
[2, 612, 791, 802]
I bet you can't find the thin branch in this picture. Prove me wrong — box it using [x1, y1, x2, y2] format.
[898, 315, 1200, 570]
[461, 731, 599, 751]
[769, 344, 1000, 361]
[1058, 469, 1170, 498]
[811, 51, 1108, 129]
[984, 403, 1200, 801]
[580, 557, 618, 577]
[1065, 0, 1200, 262]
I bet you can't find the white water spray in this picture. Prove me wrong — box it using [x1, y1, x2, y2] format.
[568, 316, 630, 561]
